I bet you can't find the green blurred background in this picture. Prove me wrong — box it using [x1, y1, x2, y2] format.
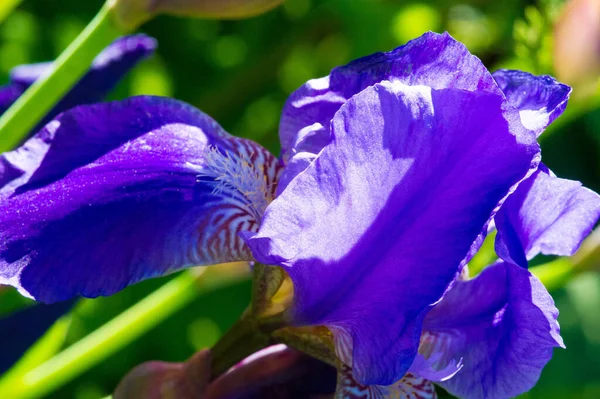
[1, 0, 600, 397]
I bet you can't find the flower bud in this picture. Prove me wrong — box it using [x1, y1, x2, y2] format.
[554, 0, 600, 95]
[113, 350, 212, 399]
[108, 0, 284, 32]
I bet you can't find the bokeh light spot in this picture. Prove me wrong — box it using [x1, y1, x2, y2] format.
[278, 44, 318, 93]
[283, 0, 312, 19]
[187, 20, 220, 42]
[317, 34, 350, 71]
[448, 5, 496, 53]
[130, 59, 174, 97]
[187, 318, 221, 350]
[391, 3, 440, 44]
[211, 35, 248, 68]
[242, 95, 280, 140]
[1, 10, 38, 43]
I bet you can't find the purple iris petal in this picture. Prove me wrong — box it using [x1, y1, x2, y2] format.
[0, 96, 280, 303]
[422, 261, 563, 399]
[495, 165, 600, 267]
[245, 80, 538, 385]
[279, 31, 501, 164]
[0, 34, 156, 135]
[492, 69, 571, 135]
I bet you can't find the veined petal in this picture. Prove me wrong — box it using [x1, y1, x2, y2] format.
[495, 165, 600, 267]
[1, 35, 156, 134]
[335, 364, 436, 399]
[423, 261, 563, 399]
[245, 81, 538, 385]
[0, 96, 280, 303]
[492, 69, 571, 135]
[279, 31, 500, 162]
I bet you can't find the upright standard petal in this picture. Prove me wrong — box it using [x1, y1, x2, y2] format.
[0, 96, 280, 303]
[495, 165, 600, 267]
[492, 69, 571, 135]
[245, 81, 538, 385]
[422, 261, 563, 399]
[279, 31, 501, 162]
[0, 34, 156, 134]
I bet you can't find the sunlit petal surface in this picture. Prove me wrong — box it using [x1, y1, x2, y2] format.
[245, 80, 538, 385]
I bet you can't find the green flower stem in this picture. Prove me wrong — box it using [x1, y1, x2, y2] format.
[0, 265, 250, 399]
[210, 311, 286, 378]
[0, 0, 23, 24]
[0, 2, 123, 152]
[210, 317, 270, 378]
[249, 263, 285, 316]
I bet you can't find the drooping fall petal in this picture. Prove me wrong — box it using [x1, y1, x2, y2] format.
[0, 96, 280, 303]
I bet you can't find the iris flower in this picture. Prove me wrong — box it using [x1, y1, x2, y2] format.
[0, 33, 155, 374]
[1, 32, 598, 398]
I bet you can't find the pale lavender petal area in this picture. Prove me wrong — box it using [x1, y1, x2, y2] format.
[421, 261, 563, 399]
[245, 81, 538, 385]
[0, 96, 280, 303]
[492, 69, 571, 135]
[495, 165, 600, 267]
[279, 31, 501, 163]
[0, 34, 156, 134]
